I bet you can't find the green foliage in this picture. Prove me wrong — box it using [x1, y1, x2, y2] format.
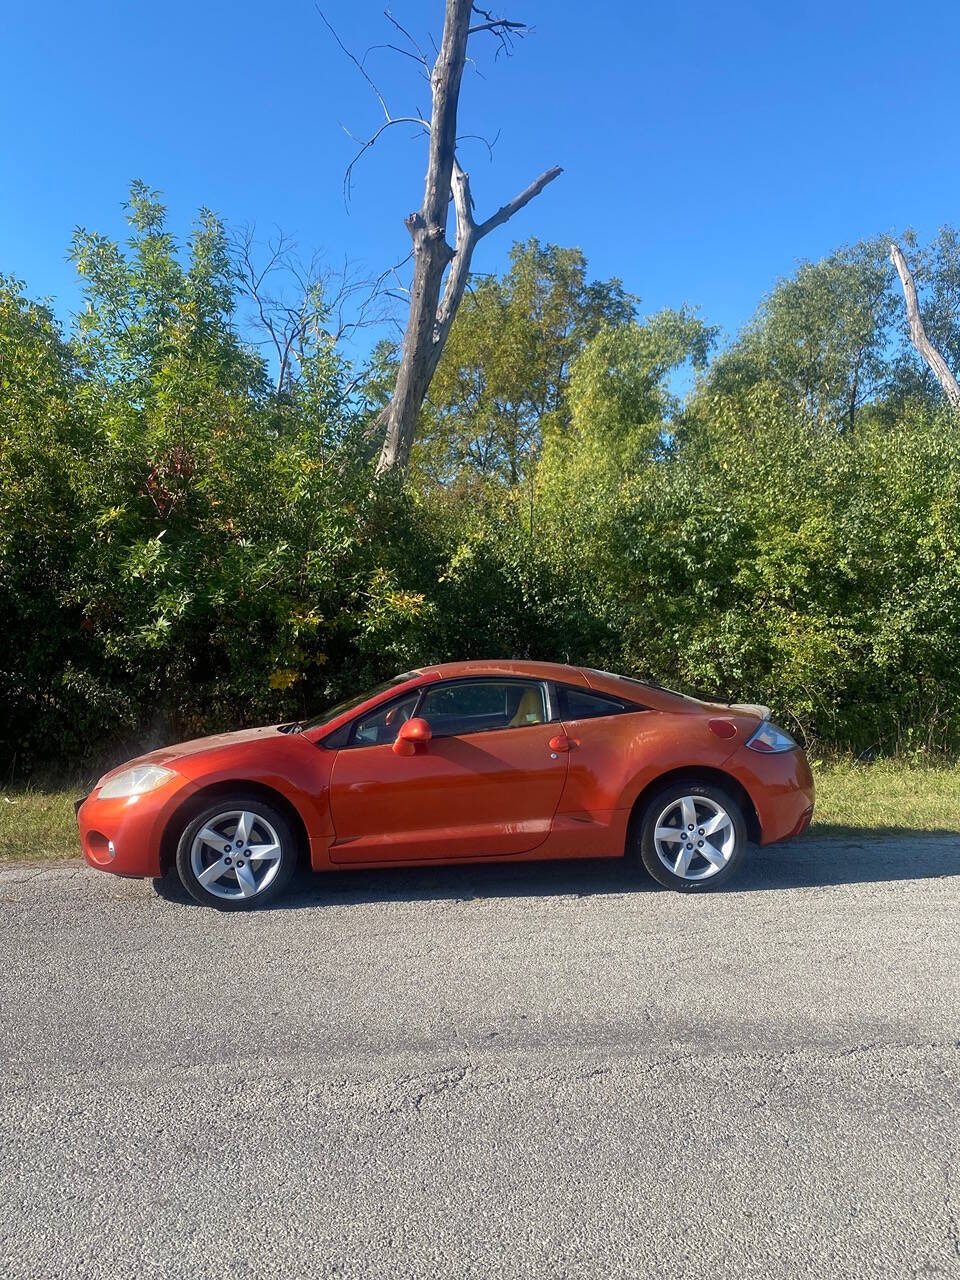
[561, 308, 716, 462]
[415, 239, 634, 484]
[707, 238, 895, 430]
[3, 189, 960, 773]
[0, 190, 437, 771]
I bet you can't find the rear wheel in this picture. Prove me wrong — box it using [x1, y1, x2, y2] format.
[635, 781, 748, 892]
[175, 797, 298, 910]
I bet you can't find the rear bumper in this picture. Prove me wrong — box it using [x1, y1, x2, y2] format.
[76, 778, 197, 877]
[729, 746, 815, 846]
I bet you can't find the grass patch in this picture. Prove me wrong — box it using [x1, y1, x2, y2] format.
[0, 789, 80, 862]
[2, 760, 960, 863]
[811, 759, 960, 834]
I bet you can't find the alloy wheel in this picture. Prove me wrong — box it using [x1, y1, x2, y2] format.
[653, 794, 736, 882]
[189, 809, 283, 901]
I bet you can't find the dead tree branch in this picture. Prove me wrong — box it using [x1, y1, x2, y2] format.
[232, 227, 390, 391]
[468, 4, 529, 55]
[890, 242, 960, 410]
[321, 0, 561, 476]
[381, 10, 431, 73]
[342, 115, 431, 203]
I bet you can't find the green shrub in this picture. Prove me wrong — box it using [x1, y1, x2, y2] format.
[3, 195, 960, 773]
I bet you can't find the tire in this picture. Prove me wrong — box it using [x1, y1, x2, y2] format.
[174, 796, 298, 911]
[634, 780, 748, 892]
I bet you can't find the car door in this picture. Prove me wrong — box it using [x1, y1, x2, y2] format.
[327, 678, 568, 863]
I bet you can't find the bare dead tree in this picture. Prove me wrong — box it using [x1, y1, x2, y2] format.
[232, 227, 390, 392]
[890, 242, 960, 410]
[324, 1, 562, 476]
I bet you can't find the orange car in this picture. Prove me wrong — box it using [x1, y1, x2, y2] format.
[75, 660, 814, 909]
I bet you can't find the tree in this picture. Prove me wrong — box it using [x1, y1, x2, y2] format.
[566, 307, 716, 454]
[231, 226, 384, 397]
[415, 240, 634, 483]
[325, 2, 562, 478]
[537, 307, 717, 511]
[707, 238, 894, 430]
[889, 239, 960, 409]
[70, 181, 265, 407]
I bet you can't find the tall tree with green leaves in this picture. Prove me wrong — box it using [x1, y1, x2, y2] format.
[707, 238, 895, 430]
[70, 182, 267, 421]
[413, 240, 634, 483]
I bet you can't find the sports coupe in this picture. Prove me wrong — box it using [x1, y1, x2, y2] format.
[75, 660, 814, 909]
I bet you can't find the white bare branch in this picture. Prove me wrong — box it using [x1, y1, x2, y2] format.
[343, 115, 431, 204]
[891, 242, 960, 410]
[316, 5, 392, 121]
[320, 0, 561, 475]
[476, 165, 563, 240]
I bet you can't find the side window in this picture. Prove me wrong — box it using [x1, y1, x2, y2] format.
[350, 692, 421, 747]
[559, 686, 638, 721]
[419, 681, 547, 738]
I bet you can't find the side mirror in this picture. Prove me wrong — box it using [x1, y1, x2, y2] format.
[392, 716, 433, 756]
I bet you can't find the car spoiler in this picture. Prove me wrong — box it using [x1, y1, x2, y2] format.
[727, 703, 771, 720]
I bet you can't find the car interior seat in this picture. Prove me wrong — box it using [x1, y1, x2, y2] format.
[508, 686, 545, 728]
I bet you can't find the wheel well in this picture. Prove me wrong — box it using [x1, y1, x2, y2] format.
[625, 766, 761, 850]
[159, 780, 311, 875]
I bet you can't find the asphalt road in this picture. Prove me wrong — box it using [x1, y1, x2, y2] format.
[1, 833, 959, 1279]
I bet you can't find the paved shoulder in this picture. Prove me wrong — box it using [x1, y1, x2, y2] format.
[1, 836, 958, 1278]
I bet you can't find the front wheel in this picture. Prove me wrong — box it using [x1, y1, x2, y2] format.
[635, 781, 748, 892]
[175, 797, 298, 910]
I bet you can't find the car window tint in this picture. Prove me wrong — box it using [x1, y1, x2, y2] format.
[351, 693, 421, 747]
[560, 687, 634, 721]
[419, 681, 546, 737]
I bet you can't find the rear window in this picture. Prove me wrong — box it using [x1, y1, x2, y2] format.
[558, 685, 642, 721]
[584, 668, 696, 704]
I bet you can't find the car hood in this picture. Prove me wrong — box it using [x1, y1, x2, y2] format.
[100, 725, 286, 779]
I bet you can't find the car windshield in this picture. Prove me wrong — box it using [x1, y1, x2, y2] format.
[296, 672, 422, 732]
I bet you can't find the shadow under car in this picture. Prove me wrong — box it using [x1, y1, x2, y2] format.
[152, 828, 960, 910]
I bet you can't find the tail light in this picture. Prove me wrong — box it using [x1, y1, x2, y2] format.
[745, 721, 797, 753]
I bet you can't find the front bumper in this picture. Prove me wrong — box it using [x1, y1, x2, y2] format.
[76, 777, 196, 877]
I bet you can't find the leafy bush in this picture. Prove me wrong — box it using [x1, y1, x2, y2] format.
[3, 191, 960, 773]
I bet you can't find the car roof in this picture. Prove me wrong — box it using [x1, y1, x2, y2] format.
[417, 659, 592, 686]
[303, 660, 703, 742]
[415, 660, 701, 711]
[416, 660, 703, 705]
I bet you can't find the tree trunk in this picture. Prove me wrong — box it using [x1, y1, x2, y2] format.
[890, 242, 960, 410]
[374, 0, 561, 477]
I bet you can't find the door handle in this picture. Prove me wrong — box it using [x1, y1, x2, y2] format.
[549, 733, 574, 753]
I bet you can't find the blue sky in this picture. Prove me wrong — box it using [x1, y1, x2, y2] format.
[3, 0, 960, 359]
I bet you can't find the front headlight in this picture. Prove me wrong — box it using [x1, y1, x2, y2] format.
[98, 765, 178, 799]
